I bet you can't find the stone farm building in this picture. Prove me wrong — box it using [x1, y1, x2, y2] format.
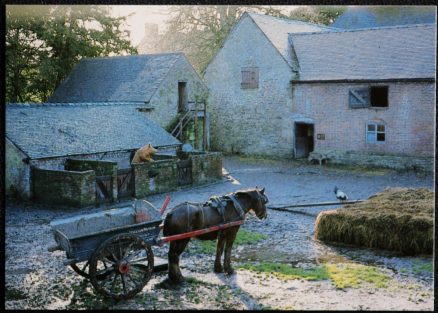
[5, 102, 180, 202]
[204, 12, 436, 171]
[49, 52, 209, 147]
[6, 101, 223, 207]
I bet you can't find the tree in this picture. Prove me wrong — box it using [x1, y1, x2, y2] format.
[6, 5, 137, 103]
[288, 6, 347, 26]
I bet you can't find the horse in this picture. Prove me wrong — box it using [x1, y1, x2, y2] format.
[162, 187, 269, 285]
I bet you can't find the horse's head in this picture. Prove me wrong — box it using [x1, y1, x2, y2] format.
[244, 187, 268, 220]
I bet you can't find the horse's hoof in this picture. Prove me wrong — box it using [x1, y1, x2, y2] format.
[214, 265, 223, 273]
[155, 277, 185, 290]
[225, 268, 235, 275]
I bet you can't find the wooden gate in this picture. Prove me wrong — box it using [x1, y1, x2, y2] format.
[117, 168, 134, 199]
[96, 175, 112, 203]
[177, 159, 192, 186]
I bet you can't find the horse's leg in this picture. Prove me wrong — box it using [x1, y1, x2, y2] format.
[168, 238, 190, 284]
[214, 231, 226, 273]
[223, 228, 238, 275]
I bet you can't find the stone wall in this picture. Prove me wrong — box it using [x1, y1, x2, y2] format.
[5, 138, 31, 198]
[204, 14, 296, 158]
[311, 149, 434, 172]
[133, 160, 178, 198]
[65, 158, 118, 200]
[32, 167, 95, 207]
[142, 56, 209, 130]
[293, 82, 435, 158]
[190, 152, 223, 185]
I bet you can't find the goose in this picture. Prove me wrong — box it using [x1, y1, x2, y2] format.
[334, 186, 348, 201]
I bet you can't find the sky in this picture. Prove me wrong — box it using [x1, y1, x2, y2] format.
[111, 5, 301, 47]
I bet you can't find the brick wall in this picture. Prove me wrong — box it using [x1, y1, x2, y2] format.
[204, 15, 296, 157]
[133, 160, 178, 198]
[293, 82, 435, 158]
[32, 167, 95, 207]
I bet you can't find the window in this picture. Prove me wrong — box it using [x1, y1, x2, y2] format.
[241, 67, 259, 89]
[366, 122, 386, 143]
[349, 86, 388, 109]
[370, 86, 388, 107]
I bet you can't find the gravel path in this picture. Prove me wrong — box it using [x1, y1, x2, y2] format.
[5, 156, 434, 310]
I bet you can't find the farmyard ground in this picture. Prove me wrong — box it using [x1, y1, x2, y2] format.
[5, 156, 434, 310]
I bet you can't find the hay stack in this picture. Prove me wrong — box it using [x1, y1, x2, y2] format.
[315, 188, 433, 255]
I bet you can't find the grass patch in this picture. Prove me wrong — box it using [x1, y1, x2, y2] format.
[325, 263, 391, 289]
[188, 229, 267, 254]
[315, 188, 434, 255]
[238, 262, 329, 281]
[5, 287, 28, 300]
[412, 260, 433, 274]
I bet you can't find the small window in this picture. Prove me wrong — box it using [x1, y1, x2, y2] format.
[366, 122, 386, 143]
[241, 67, 259, 89]
[370, 86, 388, 107]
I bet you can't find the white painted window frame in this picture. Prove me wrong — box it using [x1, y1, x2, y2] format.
[366, 122, 386, 144]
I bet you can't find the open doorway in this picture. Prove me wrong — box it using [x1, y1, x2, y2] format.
[178, 82, 188, 113]
[295, 122, 314, 158]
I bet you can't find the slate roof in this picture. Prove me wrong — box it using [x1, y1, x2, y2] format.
[6, 102, 181, 159]
[331, 6, 436, 29]
[289, 24, 436, 81]
[48, 53, 184, 103]
[247, 12, 334, 68]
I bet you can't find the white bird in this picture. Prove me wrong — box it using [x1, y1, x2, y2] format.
[334, 186, 348, 201]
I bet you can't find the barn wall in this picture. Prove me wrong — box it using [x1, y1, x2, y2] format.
[204, 14, 295, 157]
[143, 57, 209, 130]
[293, 82, 435, 160]
[5, 138, 31, 199]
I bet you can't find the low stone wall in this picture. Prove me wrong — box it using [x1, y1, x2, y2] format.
[190, 152, 223, 185]
[65, 158, 118, 199]
[310, 150, 434, 172]
[133, 160, 178, 198]
[32, 167, 95, 207]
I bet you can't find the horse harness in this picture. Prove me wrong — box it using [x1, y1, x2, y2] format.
[205, 194, 246, 222]
[182, 193, 246, 230]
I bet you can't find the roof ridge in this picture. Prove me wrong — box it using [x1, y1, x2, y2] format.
[288, 22, 435, 37]
[246, 11, 334, 30]
[7, 102, 143, 108]
[81, 52, 184, 62]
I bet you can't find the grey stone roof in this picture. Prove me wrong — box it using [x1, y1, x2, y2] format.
[247, 12, 333, 68]
[48, 53, 183, 103]
[331, 6, 436, 29]
[6, 102, 181, 159]
[289, 24, 436, 81]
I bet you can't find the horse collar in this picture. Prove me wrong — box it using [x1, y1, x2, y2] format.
[226, 194, 245, 220]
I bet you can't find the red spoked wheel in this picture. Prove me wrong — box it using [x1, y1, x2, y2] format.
[89, 233, 154, 300]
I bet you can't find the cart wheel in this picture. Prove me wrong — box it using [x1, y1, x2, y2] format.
[89, 233, 154, 300]
[71, 261, 111, 281]
[70, 261, 90, 278]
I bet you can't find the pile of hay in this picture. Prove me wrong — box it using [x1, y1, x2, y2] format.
[314, 188, 434, 255]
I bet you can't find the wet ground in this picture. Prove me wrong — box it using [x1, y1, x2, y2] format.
[4, 156, 435, 310]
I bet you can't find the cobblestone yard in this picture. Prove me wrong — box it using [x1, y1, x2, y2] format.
[5, 156, 434, 310]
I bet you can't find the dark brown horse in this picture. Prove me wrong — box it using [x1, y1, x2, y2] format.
[162, 187, 268, 285]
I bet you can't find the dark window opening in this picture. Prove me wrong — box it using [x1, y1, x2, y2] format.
[178, 82, 188, 113]
[241, 67, 259, 89]
[370, 86, 388, 107]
